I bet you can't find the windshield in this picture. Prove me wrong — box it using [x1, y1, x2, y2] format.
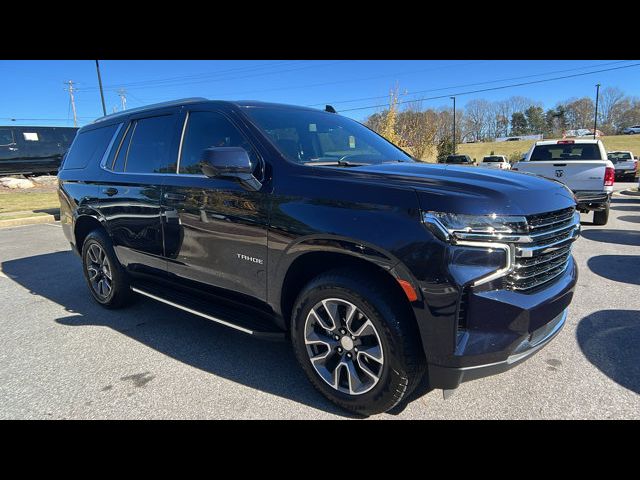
[482, 156, 503, 163]
[608, 152, 632, 162]
[529, 143, 602, 161]
[243, 107, 413, 166]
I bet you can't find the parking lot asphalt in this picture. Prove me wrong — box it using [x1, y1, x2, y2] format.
[0, 183, 638, 419]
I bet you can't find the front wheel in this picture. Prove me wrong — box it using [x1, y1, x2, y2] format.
[290, 269, 425, 416]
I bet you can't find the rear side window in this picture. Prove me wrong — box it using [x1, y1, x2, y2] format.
[530, 143, 602, 161]
[62, 124, 118, 170]
[119, 115, 178, 174]
[483, 156, 502, 163]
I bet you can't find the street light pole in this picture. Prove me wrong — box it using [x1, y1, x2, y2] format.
[95, 60, 107, 117]
[593, 83, 601, 140]
[451, 96, 456, 154]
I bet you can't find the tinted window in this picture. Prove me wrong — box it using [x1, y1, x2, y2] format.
[0, 129, 13, 145]
[124, 115, 177, 173]
[244, 107, 412, 166]
[482, 156, 502, 163]
[178, 111, 259, 175]
[608, 152, 632, 162]
[446, 155, 471, 164]
[530, 143, 602, 161]
[62, 124, 118, 170]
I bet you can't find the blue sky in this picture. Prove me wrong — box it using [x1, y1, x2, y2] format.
[1, 60, 638, 127]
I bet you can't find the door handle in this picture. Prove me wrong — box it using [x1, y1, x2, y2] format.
[8, 147, 18, 151]
[102, 187, 118, 196]
[553, 164, 567, 167]
[163, 192, 186, 201]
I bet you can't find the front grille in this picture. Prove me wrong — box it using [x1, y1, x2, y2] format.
[506, 207, 578, 291]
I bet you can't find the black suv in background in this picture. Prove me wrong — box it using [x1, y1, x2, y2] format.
[0, 125, 78, 175]
[58, 98, 579, 415]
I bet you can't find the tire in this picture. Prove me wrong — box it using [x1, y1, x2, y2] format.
[81, 229, 133, 308]
[290, 268, 425, 416]
[593, 204, 609, 226]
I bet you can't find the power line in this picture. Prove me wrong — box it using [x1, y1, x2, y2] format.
[78, 61, 344, 92]
[308, 60, 633, 107]
[208, 60, 485, 99]
[338, 62, 640, 113]
[76, 60, 302, 91]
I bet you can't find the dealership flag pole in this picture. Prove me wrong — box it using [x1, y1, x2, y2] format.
[95, 60, 107, 117]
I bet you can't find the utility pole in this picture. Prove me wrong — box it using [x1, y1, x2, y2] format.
[95, 60, 107, 116]
[118, 89, 127, 111]
[66, 80, 78, 127]
[593, 83, 601, 139]
[451, 96, 456, 154]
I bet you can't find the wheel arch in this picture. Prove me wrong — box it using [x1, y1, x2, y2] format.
[278, 250, 419, 334]
[73, 213, 108, 254]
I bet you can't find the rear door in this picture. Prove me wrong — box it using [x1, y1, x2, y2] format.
[98, 109, 181, 275]
[519, 142, 606, 191]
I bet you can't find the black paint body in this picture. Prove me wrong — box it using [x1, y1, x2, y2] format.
[58, 100, 578, 390]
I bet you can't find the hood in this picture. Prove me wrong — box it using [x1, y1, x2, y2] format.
[343, 162, 577, 216]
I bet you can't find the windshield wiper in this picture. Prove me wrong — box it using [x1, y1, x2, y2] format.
[303, 160, 369, 167]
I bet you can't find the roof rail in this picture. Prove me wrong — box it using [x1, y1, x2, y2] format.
[93, 97, 208, 124]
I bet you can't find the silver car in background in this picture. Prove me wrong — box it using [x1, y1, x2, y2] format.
[622, 125, 640, 134]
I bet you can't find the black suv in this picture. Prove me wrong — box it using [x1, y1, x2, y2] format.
[58, 98, 579, 415]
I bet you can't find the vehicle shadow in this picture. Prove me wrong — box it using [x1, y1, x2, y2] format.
[587, 255, 640, 285]
[618, 215, 640, 224]
[580, 229, 640, 247]
[610, 205, 640, 212]
[33, 208, 60, 220]
[1, 251, 360, 418]
[611, 197, 640, 204]
[576, 310, 640, 395]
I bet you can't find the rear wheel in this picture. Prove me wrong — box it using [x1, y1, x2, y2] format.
[290, 269, 425, 416]
[81, 229, 133, 308]
[593, 204, 609, 226]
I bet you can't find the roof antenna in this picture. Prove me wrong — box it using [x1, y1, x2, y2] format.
[325, 105, 337, 113]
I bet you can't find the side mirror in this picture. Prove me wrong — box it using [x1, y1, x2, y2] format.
[200, 147, 262, 190]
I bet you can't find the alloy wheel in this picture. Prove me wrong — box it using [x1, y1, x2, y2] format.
[304, 298, 384, 395]
[85, 243, 113, 299]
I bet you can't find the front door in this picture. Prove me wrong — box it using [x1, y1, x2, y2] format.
[162, 109, 269, 301]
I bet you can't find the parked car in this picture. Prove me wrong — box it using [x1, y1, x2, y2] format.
[622, 125, 640, 135]
[441, 154, 475, 165]
[479, 155, 511, 170]
[58, 98, 579, 415]
[607, 151, 638, 181]
[513, 139, 614, 225]
[0, 125, 78, 175]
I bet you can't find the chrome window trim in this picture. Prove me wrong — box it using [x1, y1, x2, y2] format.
[98, 122, 124, 170]
[176, 111, 190, 174]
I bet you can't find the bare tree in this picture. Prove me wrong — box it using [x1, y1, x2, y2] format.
[563, 97, 595, 129]
[599, 87, 625, 129]
[464, 99, 491, 142]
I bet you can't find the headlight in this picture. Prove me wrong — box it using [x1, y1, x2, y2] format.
[422, 211, 528, 242]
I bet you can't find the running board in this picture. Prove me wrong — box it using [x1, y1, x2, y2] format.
[130, 286, 285, 340]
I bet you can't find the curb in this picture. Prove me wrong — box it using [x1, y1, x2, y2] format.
[0, 214, 57, 228]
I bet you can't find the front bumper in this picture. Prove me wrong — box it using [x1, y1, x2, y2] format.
[415, 255, 577, 390]
[428, 308, 567, 389]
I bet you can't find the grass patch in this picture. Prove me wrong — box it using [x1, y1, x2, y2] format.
[0, 191, 60, 214]
[457, 134, 640, 161]
[0, 211, 52, 221]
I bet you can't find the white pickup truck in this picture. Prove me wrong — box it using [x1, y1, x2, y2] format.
[607, 150, 637, 181]
[513, 139, 615, 225]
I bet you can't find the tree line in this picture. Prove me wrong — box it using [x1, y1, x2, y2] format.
[364, 87, 640, 161]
